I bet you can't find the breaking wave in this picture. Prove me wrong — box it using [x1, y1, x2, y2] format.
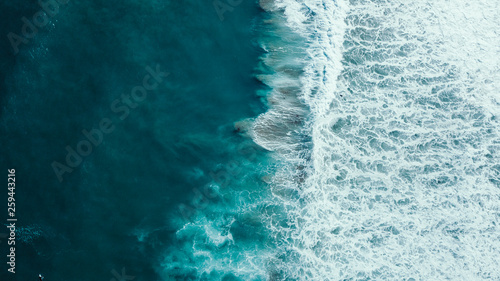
[253, 0, 500, 279]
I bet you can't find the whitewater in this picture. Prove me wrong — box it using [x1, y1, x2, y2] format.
[161, 0, 500, 279]
[252, 0, 500, 280]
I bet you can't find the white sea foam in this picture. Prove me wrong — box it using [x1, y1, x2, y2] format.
[254, 0, 500, 279]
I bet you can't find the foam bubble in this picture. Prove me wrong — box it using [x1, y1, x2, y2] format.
[254, 0, 500, 279]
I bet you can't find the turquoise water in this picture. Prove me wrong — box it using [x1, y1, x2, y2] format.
[2, 0, 500, 280]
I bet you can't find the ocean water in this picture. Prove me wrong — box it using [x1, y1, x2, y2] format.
[1, 0, 499, 280]
[1, 0, 269, 280]
[255, 0, 500, 280]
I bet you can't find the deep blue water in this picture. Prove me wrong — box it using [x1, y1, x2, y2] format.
[1, 1, 270, 280]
